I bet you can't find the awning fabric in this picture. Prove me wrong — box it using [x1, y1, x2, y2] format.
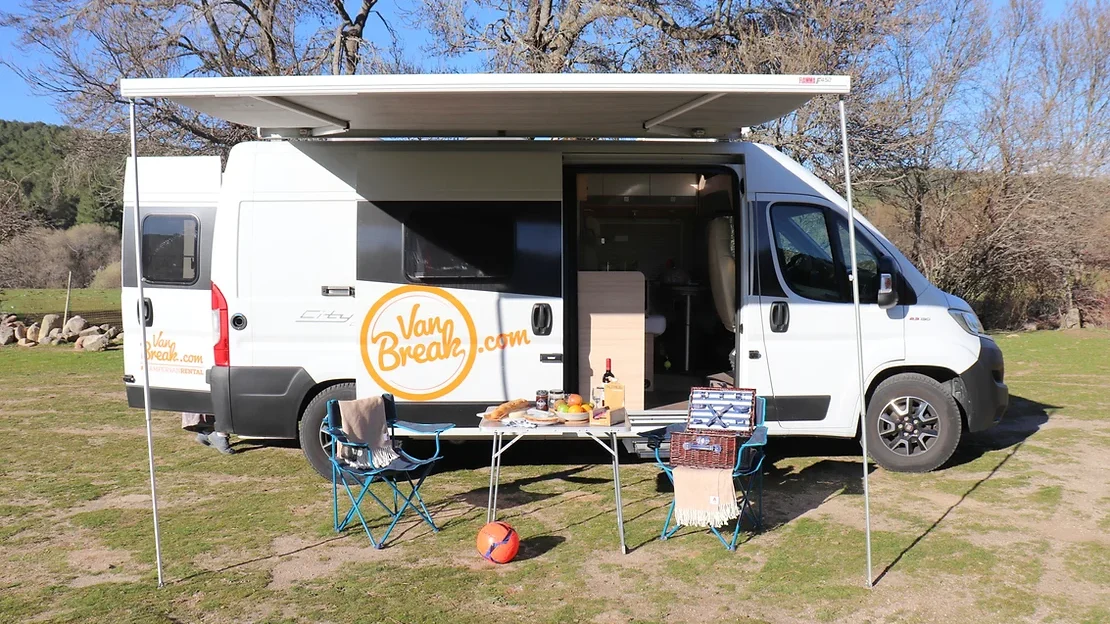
[119, 73, 850, 139]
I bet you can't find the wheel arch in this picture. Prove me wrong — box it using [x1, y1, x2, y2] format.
[295, 378, 356, 440]
[862, 365, 966, 435]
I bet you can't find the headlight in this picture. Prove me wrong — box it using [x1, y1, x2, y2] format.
[949, 309, 985, 336]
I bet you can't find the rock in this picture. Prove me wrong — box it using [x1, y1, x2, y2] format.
[82, 335, 110, 352]
[63, 316, 87, 335]
[78, 327, 103, 338]
[48, 328, 60, 338]
[40, 314, 60, 337]
[111, 332, 125, 345]
[74, 336, 86, 350]
[0, 325, 15, 345]
[105, 326, 120, 340]
[27, 323, 40, 342]
[1061, 308, 1081, 330]
[13, 323, 27, 341]
[99, 324, 110, 331]
[3, 314, 16, 324]
[17, 338, 37, 347]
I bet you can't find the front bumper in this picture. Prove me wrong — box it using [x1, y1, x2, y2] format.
[954, 337, 1009, 432]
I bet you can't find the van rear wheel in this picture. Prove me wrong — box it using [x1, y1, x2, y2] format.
[299, 382, 356, 480]
[865, 373, 960, 473]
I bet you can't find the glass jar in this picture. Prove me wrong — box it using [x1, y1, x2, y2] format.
[535, 389, 549, 412]
[549, 390, 565, 407]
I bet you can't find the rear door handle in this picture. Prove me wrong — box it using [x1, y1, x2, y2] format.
[321, 286, 355, 297]
[540, 353, 562, 363]
[769, 301, 789, 333]
[137, 298, 153, 327]
[532, 303, 552, 336]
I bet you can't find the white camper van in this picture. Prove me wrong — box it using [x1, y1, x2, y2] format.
[120, 74, 1007, 478]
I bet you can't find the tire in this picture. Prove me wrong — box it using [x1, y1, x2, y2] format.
[298, 382, 356, 481]
[865, 373, 961, 473]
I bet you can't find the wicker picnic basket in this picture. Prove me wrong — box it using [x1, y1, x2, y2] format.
[670, 429, 740, 469]
[670, 387, 758, 470]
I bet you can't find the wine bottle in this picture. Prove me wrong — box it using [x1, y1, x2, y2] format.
[602, 358, 615, 383]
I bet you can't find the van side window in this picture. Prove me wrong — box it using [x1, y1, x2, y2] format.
[834, 217, 881, 304]
[403, 208, 514, 281]
[142, 214, 198, 284]
[770, 204, 841, 302]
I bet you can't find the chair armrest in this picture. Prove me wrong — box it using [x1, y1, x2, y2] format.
[743, 426, 768, 448]
[639, 423, 685, 449]
[394, 421, 455, 435]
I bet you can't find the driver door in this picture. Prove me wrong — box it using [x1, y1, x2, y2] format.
[754, 194, 905, 431]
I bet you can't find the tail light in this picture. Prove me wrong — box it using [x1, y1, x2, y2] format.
[212, 282, 229, 367]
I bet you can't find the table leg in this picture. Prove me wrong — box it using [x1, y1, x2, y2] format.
[684, 293, 692, 371]
[609, 433, 627, 554]
[486, 432, 500, 524]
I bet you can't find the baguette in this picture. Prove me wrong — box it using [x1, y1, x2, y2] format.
[488, 398, 530, 421]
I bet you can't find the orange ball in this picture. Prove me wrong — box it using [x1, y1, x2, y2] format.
[477, 521, 520, 564]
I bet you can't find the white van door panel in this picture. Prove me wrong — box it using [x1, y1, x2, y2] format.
[234, 201, 359, 376]
[352, 200, 564, 407]
[755, 193, 905, 433]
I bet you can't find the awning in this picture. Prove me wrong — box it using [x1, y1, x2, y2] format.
[119, 73, 850, 139]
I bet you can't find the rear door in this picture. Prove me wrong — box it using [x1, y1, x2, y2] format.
[122, 157, 221, 412]
[353, 200, 564, 416]
[754, 194, 905, 433]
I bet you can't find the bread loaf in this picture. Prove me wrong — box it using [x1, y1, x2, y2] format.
[488, 398, 530, 421]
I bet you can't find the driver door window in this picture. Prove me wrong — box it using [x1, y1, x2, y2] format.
[770, 204, 841, 302]
[834, 217, 882, 304]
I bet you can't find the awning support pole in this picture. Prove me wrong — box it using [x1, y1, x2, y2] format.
[129, 99, 165, 588]
[643, 93, 725, 132]
[839, 96, 873, 589]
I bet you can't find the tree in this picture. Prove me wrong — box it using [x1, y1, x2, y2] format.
[1, 1, 408, 154]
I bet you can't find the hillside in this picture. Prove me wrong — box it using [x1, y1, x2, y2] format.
[0, 119, 121, 229]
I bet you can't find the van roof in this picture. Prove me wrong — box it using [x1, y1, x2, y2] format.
[119, 73, 849, 140]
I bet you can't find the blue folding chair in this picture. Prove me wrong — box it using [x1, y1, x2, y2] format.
[640, 397, 768, 551]
[323, 394, 454, 549]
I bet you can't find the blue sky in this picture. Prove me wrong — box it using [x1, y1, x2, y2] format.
[0, 0, 1069, 126]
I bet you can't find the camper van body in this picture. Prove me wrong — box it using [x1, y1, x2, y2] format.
[122, 139, 1007, 475]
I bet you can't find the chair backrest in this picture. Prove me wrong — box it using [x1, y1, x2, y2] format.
[327, 394, 400, 441]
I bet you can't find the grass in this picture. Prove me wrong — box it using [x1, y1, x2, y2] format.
[0, 331, 1107, 623]
[0, 288, 121, 319]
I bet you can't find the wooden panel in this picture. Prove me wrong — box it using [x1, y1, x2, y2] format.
[578, 271, 645, 411]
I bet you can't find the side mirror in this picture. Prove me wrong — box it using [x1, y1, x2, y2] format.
[877, 255, 900, 310]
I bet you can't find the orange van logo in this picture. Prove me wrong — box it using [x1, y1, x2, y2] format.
[360, 285, 533, 401]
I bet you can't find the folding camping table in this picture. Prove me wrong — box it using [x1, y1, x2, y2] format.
[480, 419, 631, 554]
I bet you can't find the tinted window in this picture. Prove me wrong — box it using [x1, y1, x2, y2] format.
[835, 218, 882, 304]
[362, 201, 562, 297]
[770, 204, 840, 302]
[404, 209, 513, 281]
[142, 214, 198, 284]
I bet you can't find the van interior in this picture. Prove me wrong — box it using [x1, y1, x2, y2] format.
[572, 168, 738, 410]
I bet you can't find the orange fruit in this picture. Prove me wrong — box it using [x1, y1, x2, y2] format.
[567, 394, 583, 406]
[567, 405, 586, 414]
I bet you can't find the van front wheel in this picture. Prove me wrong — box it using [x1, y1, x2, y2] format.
[865, 374, 960, 473]
[298, 382, 356, 480]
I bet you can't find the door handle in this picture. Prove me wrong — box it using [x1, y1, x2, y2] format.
[137, 297, 153, 327]
[321, 286, 355, 297]
[769, 301, 789, 333]
[540, 353, 562, 363]
[532, 303, 552, 336]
